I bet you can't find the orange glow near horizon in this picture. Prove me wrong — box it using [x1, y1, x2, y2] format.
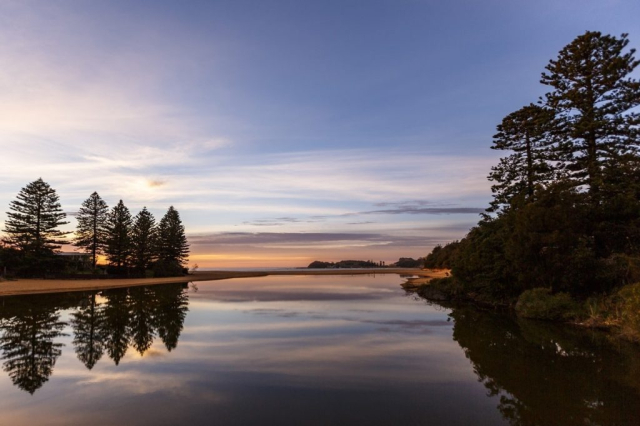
[189, 254, 316, 268]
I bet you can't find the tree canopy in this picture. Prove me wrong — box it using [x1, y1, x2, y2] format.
[74, 192, 109, 270]
[425, 31, 640, 303]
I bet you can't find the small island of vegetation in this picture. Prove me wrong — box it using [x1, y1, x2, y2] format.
[308, 257, 421, 268]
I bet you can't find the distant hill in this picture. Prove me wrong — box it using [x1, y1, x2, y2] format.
[308, 260, 381, 269]
[307, 258, 423, 268]
[392, 257, 422, 268]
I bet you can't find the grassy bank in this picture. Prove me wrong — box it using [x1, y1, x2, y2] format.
[404, 276, 640, 343]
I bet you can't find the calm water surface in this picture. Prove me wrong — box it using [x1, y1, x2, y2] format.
[0, 275, 639, 425]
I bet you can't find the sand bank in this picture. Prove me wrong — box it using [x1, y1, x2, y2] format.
[0, 268, 443, 297]
[400, 269, 450, 290]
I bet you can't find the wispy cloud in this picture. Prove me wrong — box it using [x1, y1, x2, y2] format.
[363, 206, 485, 215]
[190, 231, 443, 248]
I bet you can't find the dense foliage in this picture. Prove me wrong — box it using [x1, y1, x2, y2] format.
[425, 31, 640, 305]
[154, 206, 190, 277]
[1, 178, 69, 276]
[307, 259, 384, 268]
[104, 200, 133, 270]
[130, 207, 157, 273]
[73, 192, 109, 270]
[1, 181, 189, 277]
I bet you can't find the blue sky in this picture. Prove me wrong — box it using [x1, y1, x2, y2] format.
[1, 0, 639, 266]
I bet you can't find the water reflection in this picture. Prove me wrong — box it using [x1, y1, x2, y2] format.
[0, 277, 637, 425]
[0, 283, 188, 392]
[447, 303, 640, 426]
[0, 294, 69, 394]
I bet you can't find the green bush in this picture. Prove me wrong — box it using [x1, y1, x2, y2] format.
[618, 283, 640, 339]
[515, 288, 579, 321]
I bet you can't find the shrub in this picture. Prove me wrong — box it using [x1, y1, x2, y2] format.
[515, 288, 579, 321]
[618, 283, 640, 339]
[152, 260, 185, 278]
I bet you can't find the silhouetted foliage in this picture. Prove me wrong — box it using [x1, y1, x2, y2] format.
[2, 178, 69, 276]
[488, 104, 555, 212]
[104, 200, 133, 270]
[2, 181, 188, 277]
[308, 260, 334, 268]
[393, 257, 421, 268]
[74, 192, 109, 270]
[156, 206, 189, 269]
[130, 207, 157, 273]
[425, 31, 640, 304]
[423, 241, 461, 269]
[541, 31, 640, 196]
[307, 260, 380, 268]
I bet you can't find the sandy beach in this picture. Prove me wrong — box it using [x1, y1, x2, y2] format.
[0, 268, 447, 297]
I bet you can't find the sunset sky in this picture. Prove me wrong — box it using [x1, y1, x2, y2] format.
[1, 0, 638, 267]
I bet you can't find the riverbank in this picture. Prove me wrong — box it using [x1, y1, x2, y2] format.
[0, 268, 444, 297]
[403, 276, 640, 343]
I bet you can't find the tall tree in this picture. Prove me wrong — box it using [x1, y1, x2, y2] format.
[130, 207, 157, 273]
[3, 178, 69, 259]
[488, 104, 555, 212]
[156, 206, 189, 267]
[74, 192, 109, 270]
[541, 31, 640, 195]
[104, 200, 133, 269]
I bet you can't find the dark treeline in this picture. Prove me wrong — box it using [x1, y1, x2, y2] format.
[0, 178, 189, 277]
[0, 283, 189, 394]
[308, 260, 385, 268]
[308, 258, 420, 268]
[423, 32, 640, 330]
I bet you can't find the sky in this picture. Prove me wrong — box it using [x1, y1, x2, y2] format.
[1, 0, 639, 267]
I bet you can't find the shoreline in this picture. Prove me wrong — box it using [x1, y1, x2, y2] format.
[0, 268, 445, 297]
[403, 277, 640, 344]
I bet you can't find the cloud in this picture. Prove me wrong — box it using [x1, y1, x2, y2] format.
[147, 180, 166, 188]
[242, 217, 303, 226]
[363, 206, 485, 215]
[356, 200, 485, 215]
[239, 200, 483, 229]
[189, 231, 445, 249]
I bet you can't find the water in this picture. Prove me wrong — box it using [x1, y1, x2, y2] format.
[0, 274, 638, 425]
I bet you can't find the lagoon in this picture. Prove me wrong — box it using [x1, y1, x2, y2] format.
[0, 275, 638, 425]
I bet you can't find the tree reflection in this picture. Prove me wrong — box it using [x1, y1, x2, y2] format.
[102, 288, 132, 365]
[0, 295, 72, 394]
[150, 284, 189, 351]
[71, 293, 105, 370]
[0, 283, 190, 393]
[448, 305, 640, 426]
[128, 287, 156, 355]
